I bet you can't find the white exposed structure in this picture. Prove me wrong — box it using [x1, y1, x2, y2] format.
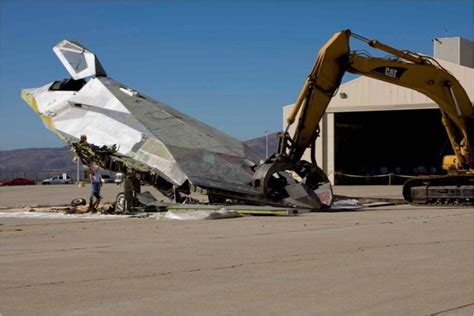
[283, 37, 474, 184]
[23, 39, 329, 209]
[22, 39, 260, 196]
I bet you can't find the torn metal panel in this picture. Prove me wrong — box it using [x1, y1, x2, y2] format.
[21, 39, 330, 210]
[21, 38, 262, 199]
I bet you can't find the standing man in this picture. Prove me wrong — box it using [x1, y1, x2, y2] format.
[88, 163, 102, 212]
[79, 134, 88, 145]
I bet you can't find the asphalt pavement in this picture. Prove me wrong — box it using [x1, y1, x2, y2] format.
[0, 185, 473, 315]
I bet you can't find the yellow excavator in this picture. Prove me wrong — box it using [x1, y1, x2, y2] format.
[252, 29, 473, 207]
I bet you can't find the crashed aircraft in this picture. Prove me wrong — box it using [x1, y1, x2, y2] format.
[21, 40, 331, 210]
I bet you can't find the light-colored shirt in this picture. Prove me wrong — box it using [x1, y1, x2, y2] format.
[91, 171, 102, 183]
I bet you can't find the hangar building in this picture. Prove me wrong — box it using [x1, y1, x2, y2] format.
[282, 36, 474, 184]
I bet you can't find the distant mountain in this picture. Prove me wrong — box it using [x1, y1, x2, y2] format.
[0, 146, 77, 181]
[0, 132, 281, 181]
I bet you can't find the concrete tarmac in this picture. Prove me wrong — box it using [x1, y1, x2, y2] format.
[1, 185, 473, 315]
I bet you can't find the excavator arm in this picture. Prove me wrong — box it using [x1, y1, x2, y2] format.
[253, 29, 473, 208]
[348, 42, 472, 171]
[288, 30, 472, 170]
[286, 31, 350, 162]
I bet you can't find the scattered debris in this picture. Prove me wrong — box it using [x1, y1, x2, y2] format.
[159, 208, 241, 220]
[167, 204, 310, 216]
[329, 199, 363, 210]
[363, 201, 397, 208]
[0, 192, 408, 221]
[0, 211, 127, 220]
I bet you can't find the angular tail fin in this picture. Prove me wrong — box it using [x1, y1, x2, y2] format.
[53, 40, 107, 80]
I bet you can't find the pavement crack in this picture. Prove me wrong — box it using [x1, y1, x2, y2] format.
[270, 239, 474, 259]
[431, 302, 474, 315]
[3, 239, 473, 291]
[4, 281, 66, 290]
[0, 245, 112, 257]
[1, 239, 474, 290]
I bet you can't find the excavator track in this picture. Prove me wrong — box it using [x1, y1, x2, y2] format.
[403, 175, 474, 206]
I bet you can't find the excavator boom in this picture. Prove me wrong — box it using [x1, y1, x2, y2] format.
[255, 29, 473, 207]
[287, 31, 350, 162]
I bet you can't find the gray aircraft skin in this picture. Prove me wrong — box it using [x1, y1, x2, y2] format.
[22, 39, 332, 209]
[21, 39, 263, 201]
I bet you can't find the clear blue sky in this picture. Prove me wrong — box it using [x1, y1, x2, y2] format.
[0, 0, 472, 150]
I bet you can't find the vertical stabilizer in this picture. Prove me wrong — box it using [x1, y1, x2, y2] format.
[53, 40, 107, 80]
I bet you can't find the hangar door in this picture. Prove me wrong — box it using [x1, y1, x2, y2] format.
[334, 109, 454, 184]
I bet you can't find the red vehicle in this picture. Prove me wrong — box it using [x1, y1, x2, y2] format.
[0, 178, 35, 186]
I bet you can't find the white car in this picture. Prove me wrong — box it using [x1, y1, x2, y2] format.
[101, 175, 115, 184]
[42, 174, 72, 185]
[114, 172, 124, 184]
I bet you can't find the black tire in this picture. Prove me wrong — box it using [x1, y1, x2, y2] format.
[115, 192, 126, 213]
[71, 198, 87, 207]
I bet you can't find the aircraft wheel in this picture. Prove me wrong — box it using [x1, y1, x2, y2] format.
[115, 192, 126, 213]
[71, 198, 86, 207]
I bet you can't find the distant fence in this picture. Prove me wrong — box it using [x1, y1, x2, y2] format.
[0, 170, 82, 183]
[335, 172, 429, 185]
[0, 169, 119, 183]
[0, 170, 439, 185]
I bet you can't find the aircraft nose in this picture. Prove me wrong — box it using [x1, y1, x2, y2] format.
[21, 88, 41, 113]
